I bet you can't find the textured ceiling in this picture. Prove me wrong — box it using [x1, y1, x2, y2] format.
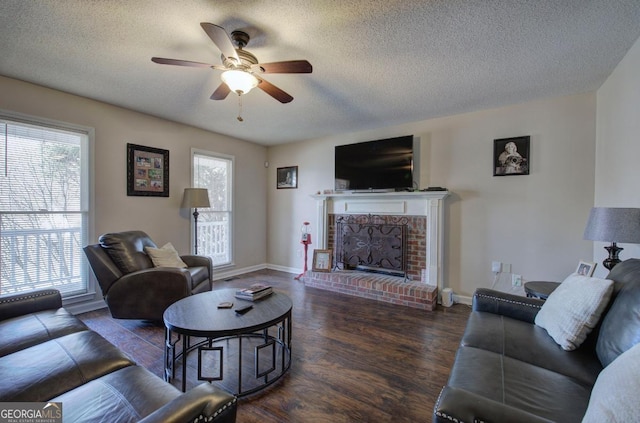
[1, 1, 640, 146]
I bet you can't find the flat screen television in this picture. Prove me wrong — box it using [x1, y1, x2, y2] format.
[335, 135, 414, 191]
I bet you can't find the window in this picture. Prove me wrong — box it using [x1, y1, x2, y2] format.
[192, 150, 233, 267]
[0, 114, 91, 298]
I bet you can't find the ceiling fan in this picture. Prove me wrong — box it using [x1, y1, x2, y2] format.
[152, 23, 312, 105]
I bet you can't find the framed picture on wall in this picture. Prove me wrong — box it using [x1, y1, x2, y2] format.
[493, 136, 530, 176]
[127, 143, 169, 197]
[277, 166, 298, 189]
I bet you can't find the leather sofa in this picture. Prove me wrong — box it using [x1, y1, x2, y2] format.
[434, 258, 640, 422]
[84, 230, 212, 320]
[0, 289, 237, 422]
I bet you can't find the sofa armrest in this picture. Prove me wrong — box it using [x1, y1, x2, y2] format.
[180, 255, 211, 268]
[472, 288, 544, 324]
[181, 255, 212, 278]
[0, 289, 62, 321]
[139, 383, 237, 423]
[434, 386, 554, 423]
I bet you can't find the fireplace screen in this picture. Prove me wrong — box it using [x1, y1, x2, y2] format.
[336, 215, 408, 277]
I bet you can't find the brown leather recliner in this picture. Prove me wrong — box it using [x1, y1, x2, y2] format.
[83, 230, 212, 320]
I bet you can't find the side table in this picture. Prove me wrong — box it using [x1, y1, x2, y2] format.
[524, 281, 560, 300]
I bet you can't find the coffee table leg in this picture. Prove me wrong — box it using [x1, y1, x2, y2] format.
[238, 336, 243, 394]
[181, 334, 188, 392]
[163, 327, 171, 382]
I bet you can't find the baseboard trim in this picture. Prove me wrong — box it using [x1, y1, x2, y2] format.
[265, 264, 300, 275]
[454, 294, 472, 306]
[211, 263, 269, 281]
[65, 299, 107, 315]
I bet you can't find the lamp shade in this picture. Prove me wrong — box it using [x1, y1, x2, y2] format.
[181, 188, 210, 209]
[221, 69, 259, 95]
[583, 207, 640, 243]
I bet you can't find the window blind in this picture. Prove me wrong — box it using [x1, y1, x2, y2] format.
[0, 117, 89, 297]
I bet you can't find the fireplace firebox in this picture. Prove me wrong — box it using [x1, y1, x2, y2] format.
[336, 214, 408, 278]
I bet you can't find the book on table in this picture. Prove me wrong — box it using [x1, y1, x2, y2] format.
[235, 283, 273, 301]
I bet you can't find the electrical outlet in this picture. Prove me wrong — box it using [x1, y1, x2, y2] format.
[512, 274, 522, 287]
[503, 263, 511, 273]
[492, 261, 501, 273]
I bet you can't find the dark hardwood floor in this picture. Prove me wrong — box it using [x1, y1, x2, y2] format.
[78, 270, 470, 423]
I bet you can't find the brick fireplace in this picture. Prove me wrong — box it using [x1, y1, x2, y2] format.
[303, 191, 448, 310]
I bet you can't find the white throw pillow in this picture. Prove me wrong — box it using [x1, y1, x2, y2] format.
[534, 273, 613, 351]
[582, 342, 640, 422]
[144, 242, 188, 268]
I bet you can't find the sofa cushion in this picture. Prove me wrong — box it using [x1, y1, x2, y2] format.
[144, 242, 188, 268]
[51, 365, 180, 422]
[0, 331, 134, 401]
[582, 342, 640, 422]
[446, 346, 592, 422]
[99, 230, 156, 273]
[535, 273, 613, 351]
[0, 308, 87, 357]
[461, 311, 602, 385]
[596, 273, 640, 367]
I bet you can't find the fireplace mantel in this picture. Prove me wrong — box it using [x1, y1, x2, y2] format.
[312, 191, 448, 292]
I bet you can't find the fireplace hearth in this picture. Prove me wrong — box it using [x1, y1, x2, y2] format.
[304, 270, 438, 310]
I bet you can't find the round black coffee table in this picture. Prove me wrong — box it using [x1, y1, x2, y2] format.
[163, 288, 292, 396]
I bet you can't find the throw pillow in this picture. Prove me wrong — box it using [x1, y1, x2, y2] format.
[144, 242, 188, 268]
[534, 273, 614, 351]
[582, 342, 640, 422]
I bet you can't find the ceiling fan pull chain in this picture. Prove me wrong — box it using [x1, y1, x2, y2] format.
[237, 94, 244, 122]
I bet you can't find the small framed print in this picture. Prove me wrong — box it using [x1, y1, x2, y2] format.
[576, 260, 596, 277]
[312, 249, 332, 272]
[493, 136, 530, 176]
[127, 143, 169, 197]
[277, 166, 298, 189]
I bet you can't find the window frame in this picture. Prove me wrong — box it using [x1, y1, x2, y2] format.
[191, 148, 234, 269]
[0, 109, 95, 303]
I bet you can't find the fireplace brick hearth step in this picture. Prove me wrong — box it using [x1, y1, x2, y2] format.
[302, 270, 438, 311]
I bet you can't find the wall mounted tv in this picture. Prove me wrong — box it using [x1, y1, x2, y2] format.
[335, 135, 415, 192]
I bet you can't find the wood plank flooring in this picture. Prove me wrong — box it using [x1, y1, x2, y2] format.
[78, 270, 470, 423]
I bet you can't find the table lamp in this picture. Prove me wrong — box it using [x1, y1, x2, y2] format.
[583, 207, 640, 270]
[181, 188, 210, 254]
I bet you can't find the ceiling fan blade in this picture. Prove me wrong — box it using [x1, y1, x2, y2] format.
[211, 82, 231, 100]
[151, 57, 223, 69]
[256, 77, 293, 103]
[200, 23, 239, 63]
[253, 60, 313, 74]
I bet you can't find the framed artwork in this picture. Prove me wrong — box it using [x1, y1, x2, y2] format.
[127, 143, 169, 197]
[493, 136, 530, 176]
[277, 166, 298, 189]
[576, 260, 596, 277]
[312, 249, 333, 272]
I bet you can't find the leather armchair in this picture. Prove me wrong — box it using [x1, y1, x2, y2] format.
[84, 231, 212, 320]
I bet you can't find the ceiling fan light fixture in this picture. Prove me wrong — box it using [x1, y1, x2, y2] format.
[221, 70, 258, 95]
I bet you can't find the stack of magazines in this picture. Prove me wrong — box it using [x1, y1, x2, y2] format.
[235, 283, 273, 301]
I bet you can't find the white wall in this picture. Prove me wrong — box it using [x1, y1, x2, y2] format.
[268, 93, 597, 300]
[0, 76, 268, 303]
[594, 36, 640, 277]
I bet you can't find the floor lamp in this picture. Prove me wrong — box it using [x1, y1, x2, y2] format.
[583, 207, 640, 270]
[182, 188, 210, 255]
